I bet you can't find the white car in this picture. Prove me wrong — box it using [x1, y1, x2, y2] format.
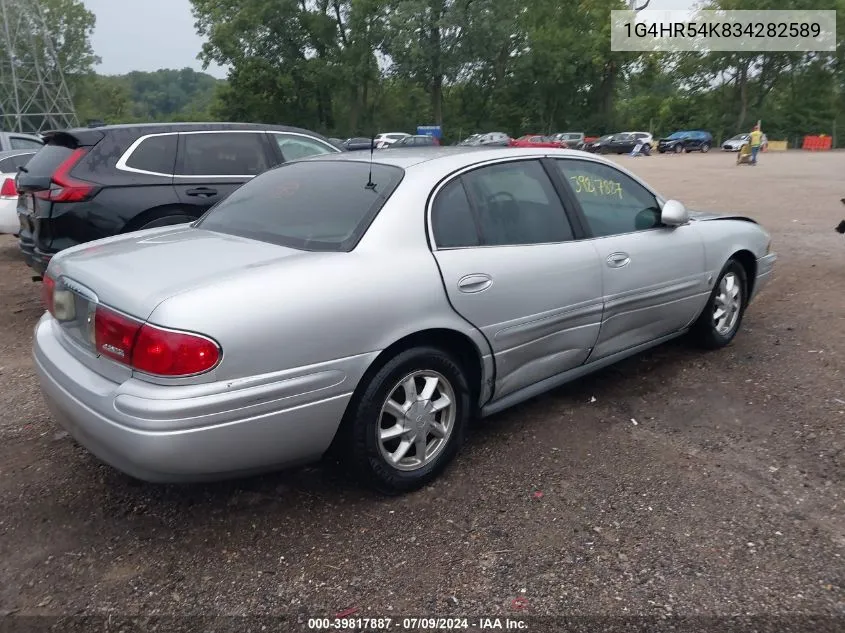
[0, 150, 38, 234]
[722, 133, 768, 152]
[375, 132, 411, 149]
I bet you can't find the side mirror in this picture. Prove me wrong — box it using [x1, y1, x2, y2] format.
[661, 199, 689, 226]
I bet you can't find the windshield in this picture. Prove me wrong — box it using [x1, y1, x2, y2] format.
[599, 135, 614, 141]
[729, 134, 748, 141]
[667, 132, 689, 140]
[196, 160, 404, 252]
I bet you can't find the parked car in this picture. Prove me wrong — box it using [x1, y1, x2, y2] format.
[471, 132, 510, 147]
[389, 135, 439, 148]
[0, 131, 43, 152]
[34, 146, 776, 493]
[343, 137, 376, 151]
[374, 132, 411, 149]
[508, 135, 566, 148]
[601, 132, 654, 154]
[0, 149, 38, 234]
[722, 133, 768, 152]
[16, 122, 341, 274]
[584, 134, 615, 153]
[657, 130, 713, 154]
[552, 132, 586, 149]
[457, 134, 482, 146]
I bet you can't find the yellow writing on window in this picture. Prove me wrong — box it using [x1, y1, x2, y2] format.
[569, 175, 623, 199]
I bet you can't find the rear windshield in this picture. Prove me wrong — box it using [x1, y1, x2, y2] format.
[20, 143, 74, 177]
[195, 160, 405, 252]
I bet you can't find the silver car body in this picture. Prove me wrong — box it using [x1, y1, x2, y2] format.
[723, 133, 768, 151]
[33, 147, 777, 482]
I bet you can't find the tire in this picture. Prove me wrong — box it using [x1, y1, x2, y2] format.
[700, 142, 711, 153]
[346, 347, 471, 494]
[690, 259, 748, 350]
[674, 144, 683, 154]
[139, 214, 195, 230]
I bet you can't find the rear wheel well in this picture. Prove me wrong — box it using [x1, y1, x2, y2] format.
[327, 329, 485, 458]
[122, 205, 197, 233]
[362, 329, 483, 409]
[730, 249, 757, 297]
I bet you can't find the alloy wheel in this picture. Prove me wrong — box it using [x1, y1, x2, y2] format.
[377, 370, 456, 472]
[713, 272, 742, 336]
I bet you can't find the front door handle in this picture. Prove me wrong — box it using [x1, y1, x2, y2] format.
[457, 273, 493, 293]
[186, 187, 218, 198]
[606, 252, 631, 268]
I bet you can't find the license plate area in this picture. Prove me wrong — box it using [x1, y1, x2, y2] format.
[55, 281, 99, 352]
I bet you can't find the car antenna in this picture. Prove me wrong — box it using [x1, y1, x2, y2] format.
[365, 133, 376, 190]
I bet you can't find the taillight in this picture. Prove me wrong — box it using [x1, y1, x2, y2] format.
[33, 147, 96, 203]
[94, 306, 141, 364]
[0, 177, 17, 198]
[92, 306, 220, 376]
[133, 325, 220, 376]
[41, 274, 56, 315]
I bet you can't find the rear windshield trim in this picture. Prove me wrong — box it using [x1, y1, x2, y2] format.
[195, 159, 405, 253]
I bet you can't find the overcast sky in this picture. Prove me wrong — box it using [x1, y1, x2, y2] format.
[85, 0, 696, 79]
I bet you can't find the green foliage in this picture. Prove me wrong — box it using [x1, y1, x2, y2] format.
[74, 69, 224, 125]
[44, 0, 842, 146]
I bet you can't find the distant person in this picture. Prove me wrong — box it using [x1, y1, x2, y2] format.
[749, 124, 763, 165]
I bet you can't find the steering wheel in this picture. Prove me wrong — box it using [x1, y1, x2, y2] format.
[487, 191, 517, 206]
[634, 207, 661, 230]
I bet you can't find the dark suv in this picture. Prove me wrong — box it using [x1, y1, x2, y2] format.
[16, 122, 340, 274]
[656, 130, 713, 154]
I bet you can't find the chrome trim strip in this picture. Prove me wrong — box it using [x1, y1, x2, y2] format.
[115, 130, 340, 179]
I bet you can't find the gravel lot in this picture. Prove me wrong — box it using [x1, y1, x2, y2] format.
[0, 151, 843, 632]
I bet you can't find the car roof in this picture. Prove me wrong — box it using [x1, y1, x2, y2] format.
[0, 148, 38, 159]
[307, 145, 625, 173]
[46, 121, 329, 138]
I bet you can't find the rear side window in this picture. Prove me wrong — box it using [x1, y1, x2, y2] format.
[125, 134, 177, 175]
[431, 179, 479, 248]
[19, 143, 74, 177]
[0, 153, 34, 172]
[10, 137, 43, 150]
[272, 133, 336, 161]
[195, 160, 404, 252]
[180, 132, 269, 176]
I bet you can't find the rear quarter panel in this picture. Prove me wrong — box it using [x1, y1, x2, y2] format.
[144, 181, 494, 393]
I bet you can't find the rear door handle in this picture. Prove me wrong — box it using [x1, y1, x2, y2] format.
[186, 187, 218, 198]
[457, 273, 493, 293]
[606, 252, 631, 268]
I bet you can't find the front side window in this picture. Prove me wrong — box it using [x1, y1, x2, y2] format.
[125, 134, 177, 174]
[273, 133, 336, 161]
[195, 160, 404, 252]
[557, 159, 661, 238]
[459, 160, 574, 246]
[180, 132, 269, 176]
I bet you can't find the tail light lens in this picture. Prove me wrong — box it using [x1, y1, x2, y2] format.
[133, 326, 220, 376]
[33, 147, 97, 203]
[94, 307, 141, 364]
[41, 274, 56, 315]
[92, 306, 220, 376]
[0, 177, 17, 198]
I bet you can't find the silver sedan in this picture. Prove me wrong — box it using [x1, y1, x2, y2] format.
[34, 147, 777, 493]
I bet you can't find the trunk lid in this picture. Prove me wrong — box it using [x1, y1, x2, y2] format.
[49, 225, 313, 322]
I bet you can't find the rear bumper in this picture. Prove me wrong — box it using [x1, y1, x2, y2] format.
[18, 241, 53, 274]
[33, 314, 373, 482]
[751, 253, 777, 301]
